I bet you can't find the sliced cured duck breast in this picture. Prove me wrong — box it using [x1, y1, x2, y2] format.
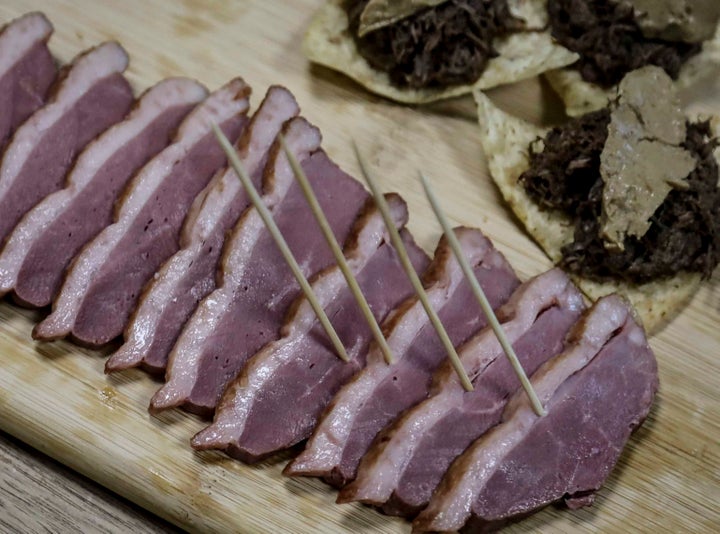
[0, 77, 207, 308]
[0, 12, 57, 148]
[150, 116, 369, 416]
[339, 268, 585, 517]
[414, 295, 658, 533]
[33, 78, 250, 347]
[106, 86, 299, 374]
[192, 195, 430, 462]
[286, 228, 519, 487]
[0, 41, 133, 248]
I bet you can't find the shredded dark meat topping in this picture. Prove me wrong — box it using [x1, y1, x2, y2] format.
[520, 113, 720, 283]
[521, 109, 611, 214]
[548, 0, 701, 87]
[345, 0, 521, 89]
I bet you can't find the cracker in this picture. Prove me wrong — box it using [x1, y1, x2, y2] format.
[473, 89, 706, 333]
[303, 0, 578, 104]
[545, 24, 720, 116]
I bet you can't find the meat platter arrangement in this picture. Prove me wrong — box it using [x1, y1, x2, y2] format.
[0, 1, 718, 533]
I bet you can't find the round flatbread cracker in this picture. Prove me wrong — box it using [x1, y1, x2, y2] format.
[545, 24, 720, 116]
[472, 89, 715, 333]
[303, 0, 578, 104]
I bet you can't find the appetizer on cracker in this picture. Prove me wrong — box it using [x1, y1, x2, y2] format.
[303, 0, 578, 103]
[544, 0, 720, 116]
[475, 66, 719, 332]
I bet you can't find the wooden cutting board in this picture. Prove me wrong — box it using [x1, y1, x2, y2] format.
[0, 1, 718, 532]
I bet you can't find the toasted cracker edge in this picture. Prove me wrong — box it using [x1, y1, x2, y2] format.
[545, 24, 720, 117]
[473, 88, 705, 333]
[303, 0, 578, 105]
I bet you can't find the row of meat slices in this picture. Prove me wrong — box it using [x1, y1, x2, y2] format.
[0, 11, 659, 533]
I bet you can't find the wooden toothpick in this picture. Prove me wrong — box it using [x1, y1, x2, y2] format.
[212, 124, 349, 362]
[353, 142, 473, 392]
[420, 172, 546, 417]
[280, 135, 395, 365]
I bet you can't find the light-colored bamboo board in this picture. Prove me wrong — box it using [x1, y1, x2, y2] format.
[0, 430, 177, 533]
[0, 1, 718, 532]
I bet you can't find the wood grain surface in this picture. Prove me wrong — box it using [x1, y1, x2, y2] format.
[0, 1, 718, 533]
[0, 430, 179, 533]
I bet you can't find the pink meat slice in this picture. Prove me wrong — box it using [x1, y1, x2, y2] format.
[286, 228, 519, 487]
[0, 41, 133, 248]
[0, 77, 207, 307]
[338, 268, 585, 517]
[105, 86, 299, 374]
[33, 78, 251, 347]
[192, 194, 430, 462]
[0, 12, 57, 148]
[150, 116, 369, 416]
[414, 295, 658, 533]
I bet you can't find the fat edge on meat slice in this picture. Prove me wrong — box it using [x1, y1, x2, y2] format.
[0, 11, 57, 148]
[191, 194, 429, 462]
[33, 78, 251, 347]
[150, 115, 369, 416]
[150, 116, 324, 414]
[0, 41, 133, 248]
[106, 85, 300, 374]
[0, 77, 207, 307]
[286, 227, 519, 486]
[339, 268, 585, 517]
[414, 295, 658, 533]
